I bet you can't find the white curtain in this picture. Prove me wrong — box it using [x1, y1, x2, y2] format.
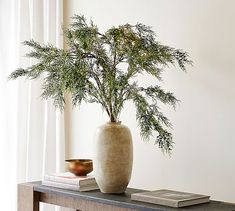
[0, 0, 69, 210]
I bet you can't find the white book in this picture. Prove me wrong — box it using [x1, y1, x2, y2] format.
[44, 172, 96, 186]
[131, 189, 210, 208]
[42, 180, 99, 192]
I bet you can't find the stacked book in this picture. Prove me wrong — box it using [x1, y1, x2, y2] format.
[42, 172, 99, 192]
[131, 189, 210, 208]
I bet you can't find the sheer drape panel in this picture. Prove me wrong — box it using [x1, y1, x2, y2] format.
[42, 0, 65, 177]
[0, 0, 18, 210]
[0, 0, 67, 210]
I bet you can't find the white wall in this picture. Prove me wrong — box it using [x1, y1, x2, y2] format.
[64, 0, 235, 203]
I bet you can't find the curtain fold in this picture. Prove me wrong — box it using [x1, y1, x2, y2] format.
[0, 0, 68, 210]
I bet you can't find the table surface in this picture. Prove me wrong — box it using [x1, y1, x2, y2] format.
[32, 182, 235, 211]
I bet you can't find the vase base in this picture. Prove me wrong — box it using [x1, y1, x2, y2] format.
[100, 190, 126, 194]
[99, 186, 127, 194]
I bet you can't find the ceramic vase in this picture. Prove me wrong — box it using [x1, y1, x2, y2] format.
[94, 122, 133, 193]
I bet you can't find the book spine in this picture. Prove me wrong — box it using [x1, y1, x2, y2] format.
[42, 180, 99, 192]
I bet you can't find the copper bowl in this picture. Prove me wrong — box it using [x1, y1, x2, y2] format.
[65, 159, 93, 176]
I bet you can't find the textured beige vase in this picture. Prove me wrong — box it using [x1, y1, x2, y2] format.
[94, 122, 133, 193]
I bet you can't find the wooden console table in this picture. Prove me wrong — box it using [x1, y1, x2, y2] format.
[18, 182, 235, 211]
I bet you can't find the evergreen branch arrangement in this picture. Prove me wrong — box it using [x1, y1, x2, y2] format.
[9, 15, 192, 153]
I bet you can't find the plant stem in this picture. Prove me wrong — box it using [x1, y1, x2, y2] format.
[110, 113, 116, 122]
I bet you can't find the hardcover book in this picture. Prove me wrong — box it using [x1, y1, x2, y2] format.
[42, 180, 99, 192]
[131, 189, 210, 208]
[42, 172, 99, 192]
[44, 172, 96, 186]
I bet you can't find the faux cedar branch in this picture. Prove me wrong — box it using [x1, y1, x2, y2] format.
[9, 15, 192, 153]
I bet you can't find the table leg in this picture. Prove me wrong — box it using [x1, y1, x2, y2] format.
[18, 183, 39, 211]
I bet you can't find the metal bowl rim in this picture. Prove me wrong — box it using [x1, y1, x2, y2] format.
[65, 159, 92, 163]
